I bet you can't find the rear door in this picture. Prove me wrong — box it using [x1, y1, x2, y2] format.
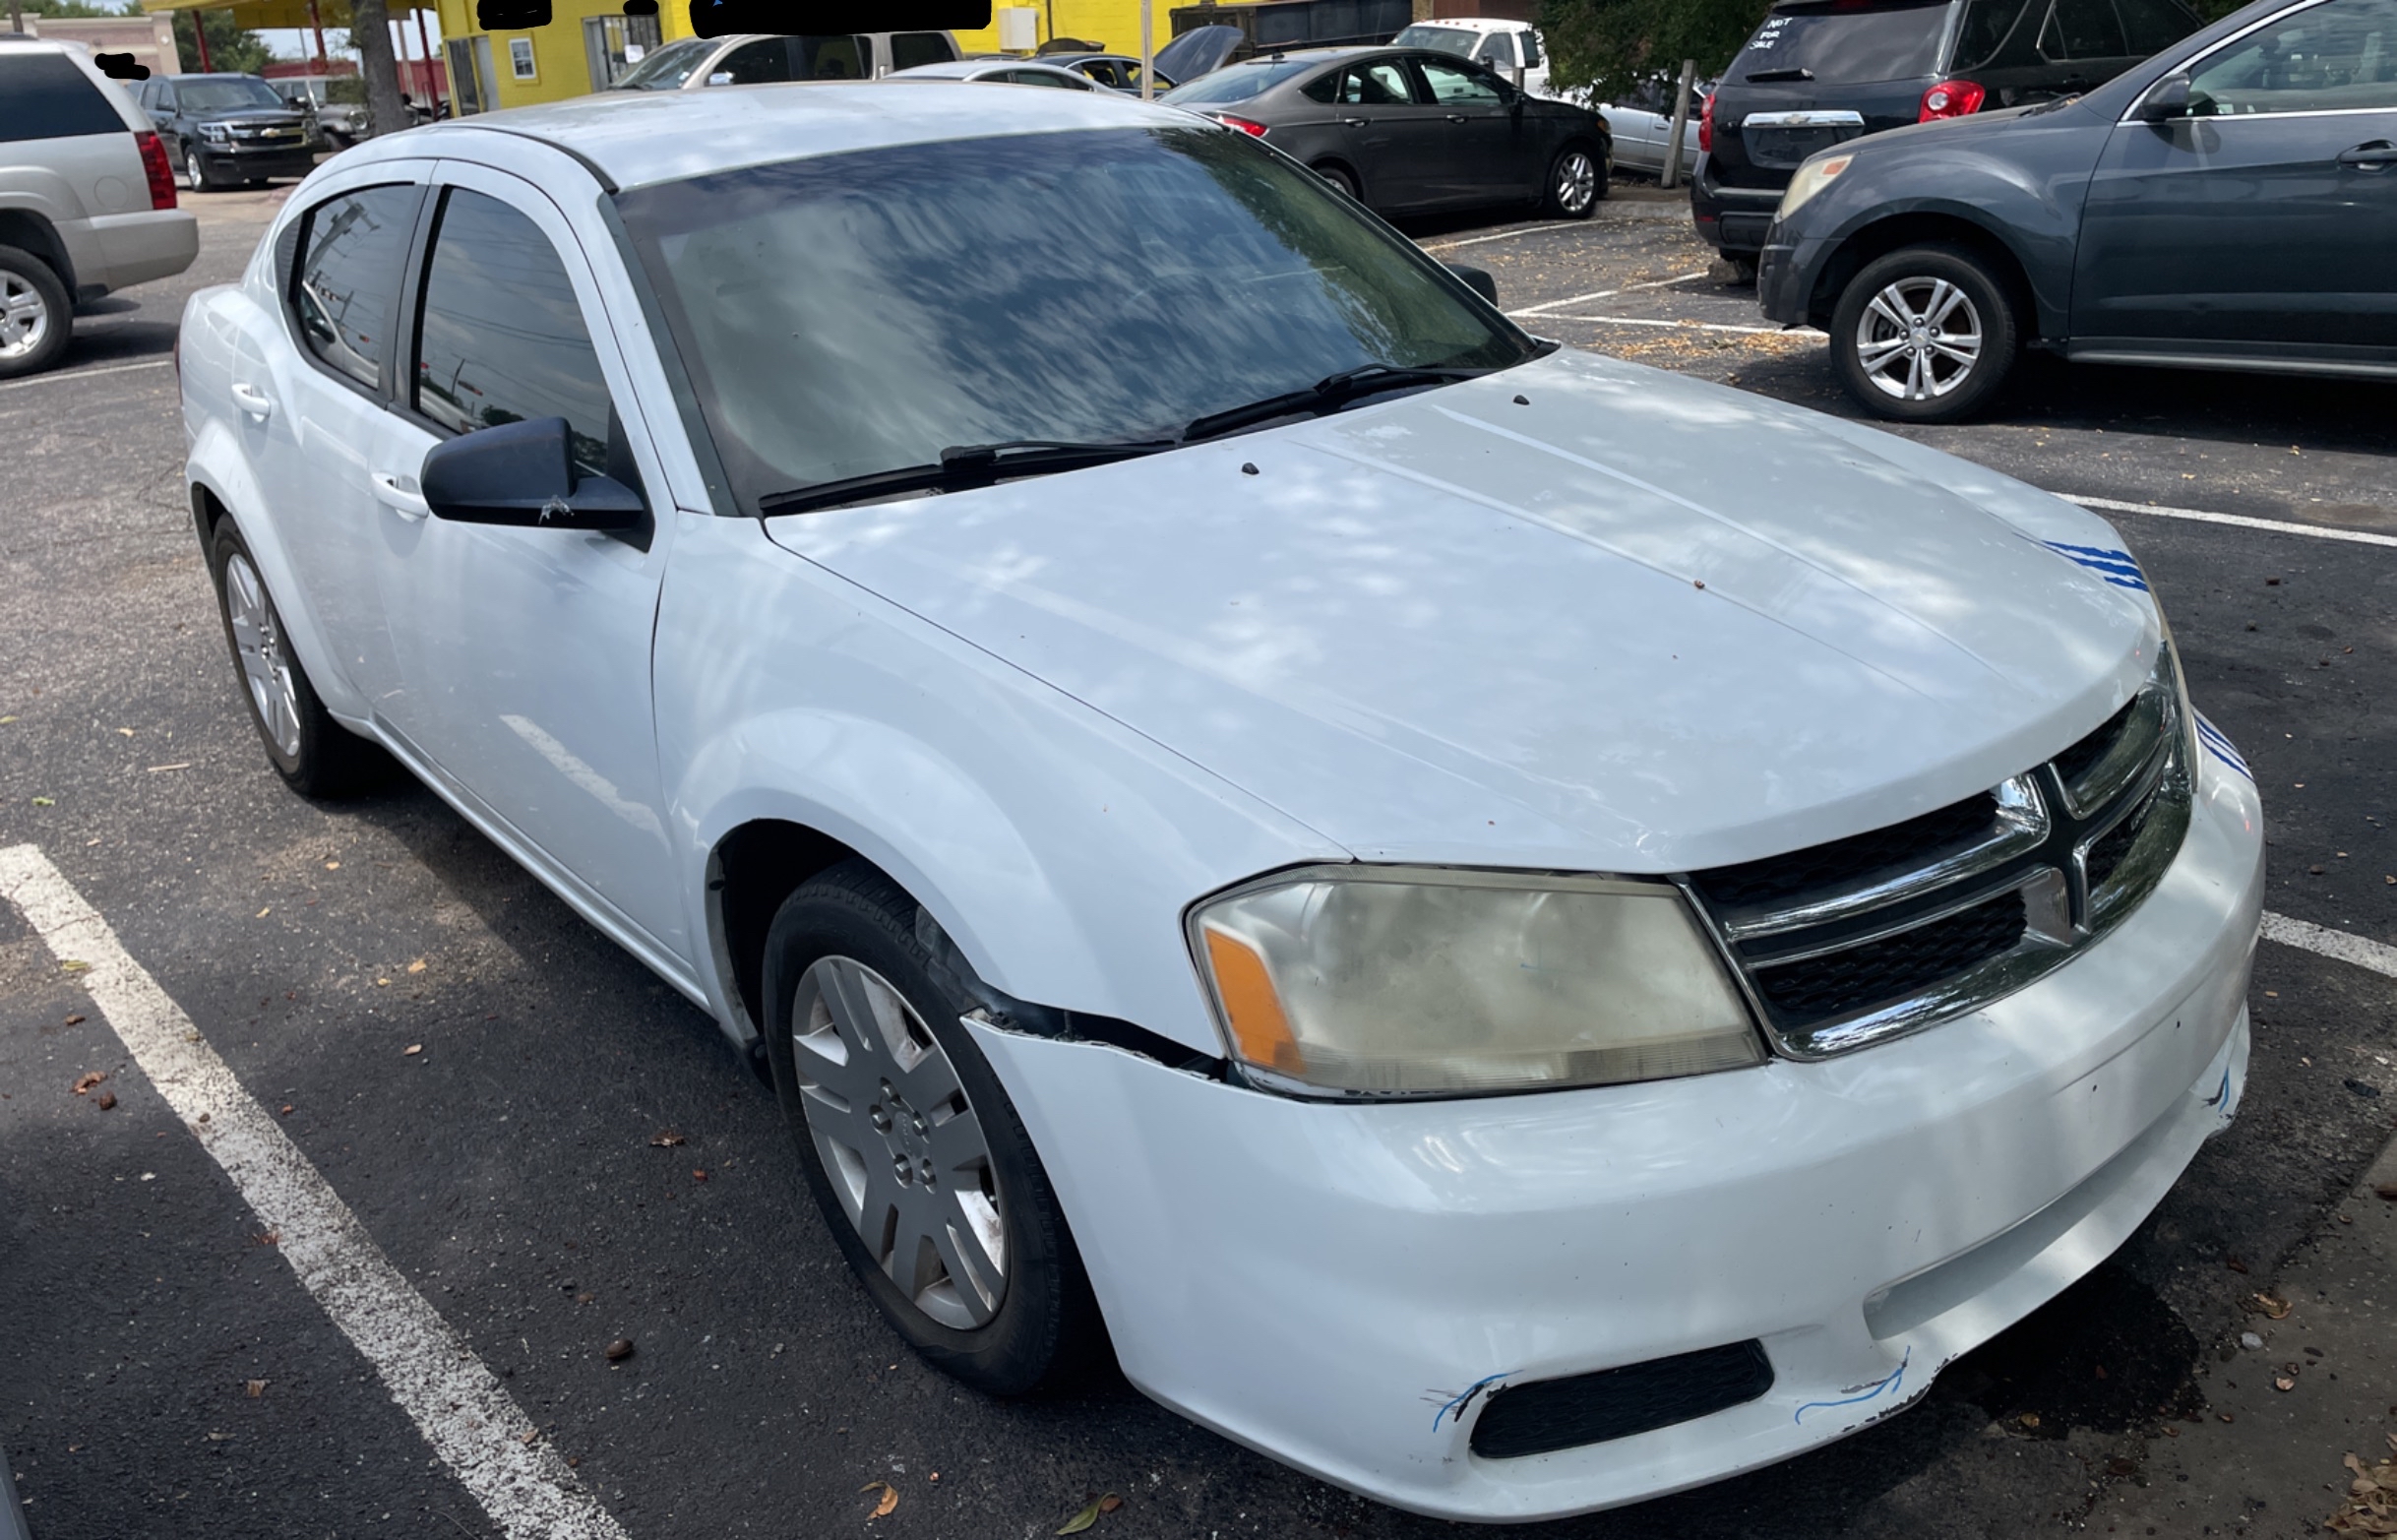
[2072, 0, 2397, 356]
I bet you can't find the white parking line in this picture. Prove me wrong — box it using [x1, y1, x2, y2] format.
[1420, 221, 1583, 253]
[2261, 912, 2397, 980]
[1507, 272, 1706, 318]
[0, 844, 632, 1540]
[2067, 496, 2397, 552]
[0, 358, 174, 393]
[1536, 314, 1813, 337]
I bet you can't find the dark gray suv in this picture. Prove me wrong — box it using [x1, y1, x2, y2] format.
[1758, 0, 2397, 420]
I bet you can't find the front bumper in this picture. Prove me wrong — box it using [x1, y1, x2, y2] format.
[196, 143, 319, 180]
[973, 747, 2264, 1521]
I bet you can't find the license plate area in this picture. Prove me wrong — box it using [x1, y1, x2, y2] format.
[1740, 111, 1867, 169]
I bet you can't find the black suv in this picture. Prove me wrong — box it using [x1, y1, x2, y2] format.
[137, 73, 317, 193]
[1692, 0, 2201, 274]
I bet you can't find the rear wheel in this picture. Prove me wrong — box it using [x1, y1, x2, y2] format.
[0, 246, 70, 380]
[208, 521, 386, 797]
[1544, 142, 1607, 218]
[763, 861, 1099, 1394]
[1831, 243, 2019, 422]
[1314, 161, 1360, 201]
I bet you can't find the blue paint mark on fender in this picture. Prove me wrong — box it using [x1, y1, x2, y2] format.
[2039, 539, 2150, 591]
[1432, 1372, 1512, 1432]
[2194, 713, 2252, 780]
[1794, 1347, 1911, 1425]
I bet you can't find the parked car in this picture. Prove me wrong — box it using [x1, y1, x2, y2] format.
[136, 72, 318, 191]
[1695, 0, 2205, 277]
[1761, 0, 2397, 420]
[1033, 51, 1179, 93]
[887, 58, 1101, 90]
[271, 76, 368, 145]
[0, 38, 196, 378]
[1160, 46, 1613, 217]
[1153, 22, 1245, 81]
[606, 29, 959, 88]
[1598, 72, 1713, 174]
[178, 80, 2260, 1522]
[1392, 17, 1552, 95]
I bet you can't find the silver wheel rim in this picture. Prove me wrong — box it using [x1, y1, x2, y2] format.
[1556, 151, 1597, 214]
[1855, 276, 1984, 401]
[0, 270, 49, 360]
[223, 552, 303, 759]
[185, 145, 202, 191]
[791, 955, 1008, 1329]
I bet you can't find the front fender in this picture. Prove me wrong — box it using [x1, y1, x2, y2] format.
[656, 512, 1342, 1056]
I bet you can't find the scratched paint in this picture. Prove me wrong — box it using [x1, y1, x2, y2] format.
[1793, 1346, 1911, 1425]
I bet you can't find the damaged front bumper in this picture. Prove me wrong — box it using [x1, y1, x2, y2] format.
[969, 748, 2264, 1522]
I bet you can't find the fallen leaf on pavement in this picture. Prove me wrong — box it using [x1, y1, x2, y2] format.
[31, 797, 54, 806]
[2326, 1437, 2397, 1534]
[1100, 1496, 1124, 1514]
[403, 1044, 422, 1056]
[406, 959, 426, 974]
[692, 1169, 708, 1182]
[245, 1380, 267, 1398]
[2277, 1376, 2297, 1391]
[61, 958, 89, 972]
[64, 1015, 83, 1025]
[2372, 1182, 2397, 1201]
[861, 1480, 898, 1518]
[2251, 1292, 2294, 1320]
[521, 1429, 541, 1445]
[2018, 1412, 2041, 1430]
[96, 1092, 116, 1111]
[648, 1131, 685, 1147]
[604, 1338, 635, 1362]
[1057, 1493, 1123, 1533]
[73, 1072, 106, 1095]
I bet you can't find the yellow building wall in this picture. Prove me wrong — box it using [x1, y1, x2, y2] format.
[953, 0, 1163, 56]
[434, 0, 699, 111]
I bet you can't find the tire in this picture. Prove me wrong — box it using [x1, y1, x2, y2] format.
[208, 520, 386, 797]
[1314, 161, 1360, 201]
[762, 860, 1100, 1395]
[1830, 243, 2020, 423]
[181, 141, 223, 194]
[0, 246, 71, 381]
[1544, 141, 1607, 219]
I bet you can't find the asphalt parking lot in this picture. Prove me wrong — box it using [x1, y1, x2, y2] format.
[2, 179, 2393, 1540]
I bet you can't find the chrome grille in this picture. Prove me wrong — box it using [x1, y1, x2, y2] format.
[1684, 649, 2193, 1058]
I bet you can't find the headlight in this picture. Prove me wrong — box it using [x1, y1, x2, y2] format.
[199, 122, 231, 143]
[1776, 153, 1852, 220]
[1189, 865, 1763, 1098]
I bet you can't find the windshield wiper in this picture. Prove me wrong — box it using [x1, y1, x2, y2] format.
[757, 437, 1179, 517]
[1180, 363, 1494, 443]
[1744, 66, 1815, 82]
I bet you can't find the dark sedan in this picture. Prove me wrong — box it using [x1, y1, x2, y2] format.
[1759, 0, 2397, 421]
[1160, 46, 1613, 217]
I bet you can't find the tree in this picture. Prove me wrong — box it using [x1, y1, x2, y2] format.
[346, 0, 408, 134]
[173, 7, 275, 74]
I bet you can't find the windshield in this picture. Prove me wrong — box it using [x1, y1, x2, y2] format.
[1391, 25, 1481, 57]
[1739, 0, 1949, 83]
[616, 127, 1532, 509]
[610, 34, 713, 90]
[1160, 58, 1319, 103]
[178, 77, 287, 110]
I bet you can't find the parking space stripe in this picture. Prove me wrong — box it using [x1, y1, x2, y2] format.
[2067, 496, 2397, 552]
[2260, 911, 2397, 980]
[1507, 272, 1706, 318]
[0, 358, 174, 394]
[1536, 314, 1811, 337]
[1419, 221, 1583, 253]
[0, 844, 634, 1540]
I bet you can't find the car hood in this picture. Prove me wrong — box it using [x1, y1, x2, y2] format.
[764, 348, 2158, 874]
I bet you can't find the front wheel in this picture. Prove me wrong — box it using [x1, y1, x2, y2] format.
[1544, 143, 1607, 218]
[1830, 243, 2020, 423]
[182, 141, 222, 193]
[763, 861, 1100, 1395]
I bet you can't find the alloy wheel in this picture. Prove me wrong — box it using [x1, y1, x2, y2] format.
[790, 955, 1009, 1330]
[1854, 277, 1984, 401]
[1555, 150, 1598, 215]
[0, 272, 49, 361]
[184, 145, 203, 192]
[222, 552, 302, 759]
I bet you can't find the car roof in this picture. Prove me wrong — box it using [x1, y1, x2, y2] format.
[1400, 17, 1520, 31]
[395, 81, 1196, 190]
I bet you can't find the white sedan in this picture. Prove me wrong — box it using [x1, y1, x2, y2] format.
[176, 84, 2262, 1522]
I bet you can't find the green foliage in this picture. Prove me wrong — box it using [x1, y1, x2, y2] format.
[172, 8, 275, 75]
[19, 0, 139, 18]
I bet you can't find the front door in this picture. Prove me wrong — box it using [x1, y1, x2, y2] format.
[371, 162, 688, 959]
[1327, 57, 1445, 209]
[1411, 55, 1537, 205]
[2073, 0, 2397, 356]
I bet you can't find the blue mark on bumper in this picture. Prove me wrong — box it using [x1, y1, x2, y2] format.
[2195, 713, 2252, 779]
[2039, 539, 2150, 591]
[1794, 1347, 1911, 1425]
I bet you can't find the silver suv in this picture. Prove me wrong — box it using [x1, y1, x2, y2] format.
[0, 38, 199, 378]
[606, 30, 959, 89]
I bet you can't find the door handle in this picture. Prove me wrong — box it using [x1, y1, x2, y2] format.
[370, 470, 431, 522]
[229, 381, 275, 419]
[1445, 113, 1469, 124]
[1341, 115, 1367, 126]
[2337, 140, 2397, 169]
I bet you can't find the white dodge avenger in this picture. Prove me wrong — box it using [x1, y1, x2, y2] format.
[177, 83, 2263, 1521]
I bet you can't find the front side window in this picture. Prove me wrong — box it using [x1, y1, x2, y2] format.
[413, 187, 613, 475]
[615, 127, 1536, 508]
[291, 185, 420, 390]
[2188, 0, 2397, 113]
[716, 37, 795, 83]
[1476, 31, 1518, 71]
[1417, 56, 1506, 103]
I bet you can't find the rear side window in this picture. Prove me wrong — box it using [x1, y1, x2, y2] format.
[2111, 0, 2202, 55]
[413, 187, 613, 476]
[1739, 0, 1951, 83]
[1337, 61, 1415, 104]
[2040, 0, 2128, 59]
[890, 31, 954, 70]
[0, 53, 129, 142]
[292, 186, 422, 391]
[1954, 0, 2043, 70]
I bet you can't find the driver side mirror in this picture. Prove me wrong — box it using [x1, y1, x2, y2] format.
[1445, 263, 1500, 307]
[421, 416, 645, 533]
[2135, 71, 2193, 122]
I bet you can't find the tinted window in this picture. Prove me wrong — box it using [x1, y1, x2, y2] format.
[414, 188, 613, 475]
[2040, 0, 2127, 58]
[617, 128, 1533, 506]
[1391, 24, 1479, 57]
[1738, 0, 1949, 83]
[2188, 0, 2397, 113]
[0, 53, 129, 142]
[1161, 58, 1320, 103]
[1337, 61, 1414, 104]
[1520, 29, 1542, 66]
[716, 38, 794, 83]
[1418, 57, 1506, 102]
[174, 76, 287, 110]
[1954, 0, 2042, 71]
[610, 33, 711, 90]
[2112, 0, 2200, 54]
[1476, 31, 1517, 70]
[292, 186, 420, 390]
[1006, 68, 1089, 88]
[1300, 71, 1339, 101]
[890, 31, 954, 70]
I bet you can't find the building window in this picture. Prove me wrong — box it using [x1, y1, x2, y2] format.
[508, 35, 537, 81]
